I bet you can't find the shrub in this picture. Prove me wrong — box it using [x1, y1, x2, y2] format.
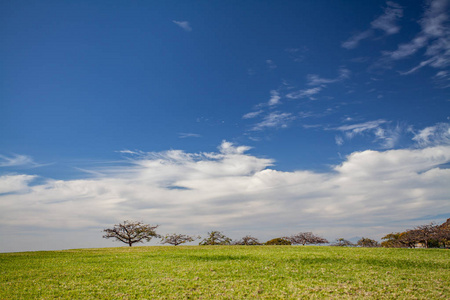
[265, 238, 292, 245]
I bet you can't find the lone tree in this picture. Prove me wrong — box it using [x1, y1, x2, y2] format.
[233, 235, 262, 245]
[286, 232, 329, 245]
[199, 231, 232, 245]
[103, 221, 160, 247]
[161, 233, 200, 246]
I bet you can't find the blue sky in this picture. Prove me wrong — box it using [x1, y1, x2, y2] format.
[1, 0, 449, 252]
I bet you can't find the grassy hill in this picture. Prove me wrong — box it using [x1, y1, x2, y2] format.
[1, 246, 449, 299]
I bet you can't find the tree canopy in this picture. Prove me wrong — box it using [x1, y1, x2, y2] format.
[103, 221, 160, 247]
[161, 233, 199, 246]
[285, 232, 329, 246]
[199, 231, 232, 245]
[233, 235, 262, 245]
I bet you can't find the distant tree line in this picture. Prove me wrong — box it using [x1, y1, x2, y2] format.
[102, 219, 450, 248]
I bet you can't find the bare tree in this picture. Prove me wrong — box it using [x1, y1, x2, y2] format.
[356, 237, 379, 247]
[161, 233, 200, 246]
[233, 235, 262, 245]
[412, 223, 439, 248]
[199, 231, 232, 245]
[103, 221, 160, 247]
[286, 232, 329, 245]
[436, 219, 450, 248]
[331, 238, 354, 247]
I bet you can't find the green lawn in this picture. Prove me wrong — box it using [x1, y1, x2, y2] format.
[1, 246, 449, 299]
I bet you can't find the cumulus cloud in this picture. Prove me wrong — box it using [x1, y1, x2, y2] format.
[1, 141, 450, 252]
[0, 174, 36, 194]
[173, 20, 192, 32]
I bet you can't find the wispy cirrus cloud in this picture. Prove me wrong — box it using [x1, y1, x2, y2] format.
[370, 1, 403, 34]
[242, 110, 263, 119]
[266, 59, 277, 69]
[332, 119, 409, 148]
[286, 68, 350, 100]
[286, 87, 322, 100]
[1, 141, 450, 252]
[331, 120, 450, 149]
[242, 90, 282, 122]
[336, 119, 389, 138]
[433, 70, 450, 88]
[268, 90, 281, 106]
[342, 1, 403, 49]
[342, 31, 374, 50]
[0, 154, 47, 168]
[251, 112, 294, 131]
[178, 133, 202, 139]
[173, 20, 192, 32]
[413, 122, 450, 146]
[0, 154, 35, 167]
[307, 68, 351, 86]
[384, 0, 450, 74]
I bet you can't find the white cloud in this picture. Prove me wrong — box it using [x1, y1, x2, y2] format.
[242, 110, 263, 119]
[335, 135, 344, 146]
[173, 20, 192, 32]
[342, 30, 373, 49]
[336, 119, 388, 138]
[251, 112, 294, 131]
[342, 2, 403, 49]
[370, 1, 403, 34]
[0, 154, 35, 167]
[0, 174, 36, 194]
[433, 70, 450, 88]
[179, 133, 201, 138]
[332, 119, 408, 148]
[1, 141, 450, 252]
[286, 68, 350, 100]
[268, 90, 281, 106]
[384, 0, 450, 73]
[413, 122, 450, 146]
[266, 60, 277, 69]
[286, 87, 322, 100]
[307, 68, 351, 86]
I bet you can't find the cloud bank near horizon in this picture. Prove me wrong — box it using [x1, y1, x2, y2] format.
[1, 139, 449, 252]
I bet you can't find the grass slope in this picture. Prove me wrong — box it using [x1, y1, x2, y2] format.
[1, 246, 449, 299]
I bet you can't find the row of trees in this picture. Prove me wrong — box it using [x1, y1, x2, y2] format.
[103, 219, 450, 248]
[381, 219, 450, 248]
[102, 221, 332, 247]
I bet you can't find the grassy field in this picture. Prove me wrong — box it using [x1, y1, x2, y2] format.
[1, 246, 449, 299]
